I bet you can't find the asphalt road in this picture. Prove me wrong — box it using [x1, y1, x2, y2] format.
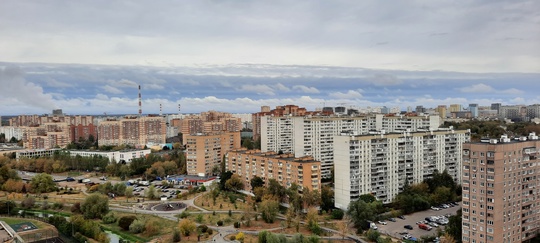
[375, 203, 461, 240]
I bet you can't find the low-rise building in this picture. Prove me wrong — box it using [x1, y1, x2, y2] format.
[226, 149, 321, 192]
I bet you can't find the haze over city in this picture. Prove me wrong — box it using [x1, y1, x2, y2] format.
[1, 0, 539, 115]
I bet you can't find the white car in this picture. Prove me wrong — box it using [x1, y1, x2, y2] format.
[370, 222, 378, 230]
[431, 206, 441, 211]
[377, 221, 387, 225]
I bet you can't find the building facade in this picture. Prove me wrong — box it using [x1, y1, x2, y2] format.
[185, 132, 241, 176]
[97, 116, 166, 147]
[226, 149, 321, 192]
[260, 114, 441, 178]
[462, 134, 540, 243]
[333, 129, 470, 208]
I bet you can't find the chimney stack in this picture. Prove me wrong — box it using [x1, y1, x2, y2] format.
[138, 85, 142, 116]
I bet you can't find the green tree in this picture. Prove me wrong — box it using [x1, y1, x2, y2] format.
[259, 199, 279, 223]
[30, 173, 56, 193]
[347, 199, 376, 229]
[320, 185, 334, 212]
[225, 174, 244, 191]
[219, 171, 233, 190]
[81, 193, 109, 219]
[359, 194, 376, 203]
[303, 188, 321, 209]
[125, 186, 134, 202]
[446, 209, 462, 243]
[267, 179, 286, 201]
[366, 229, 380, 242]
[250, 176, 264, 190]
[146, 185, 158, 199]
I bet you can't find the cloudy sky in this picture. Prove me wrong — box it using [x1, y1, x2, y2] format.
[0, 0, 539, 115]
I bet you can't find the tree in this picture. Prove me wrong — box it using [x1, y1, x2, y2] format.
[266, 179, 286, 201]
[336, 216, 350, 240]
[243, 196, 255, 227]
[366, 229, 380, 242]
[250, 176, 264, 190]
[30, 173, 56, 193]
[446, 209, 462, 243]
[306, 207, 322, 235]
[346, 199, 376, 229]
[118, 215, 137, 231]
[320, 185, 334, 212]
[259, 199, 279, 223]
[303, 188, 321, 209]
[81, 193, 109, 219]
[146, 185, 158, 199]
[359, 194, 376, 203]
[225, 174, 244, 191]
[219, 171, 233, 190]
[178, 218, 196, 236]
[125, 186, 134, 202]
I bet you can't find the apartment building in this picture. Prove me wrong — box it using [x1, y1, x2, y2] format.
[462, 134, 540, 243]
[252, 105, 312, 141]
[226, 149, 321, 192]
[0, 126, 24, 140]
[176, 111, 242, 142]
[185, 132, 241, 176]
[97, 115, 166, 147]
[22, 122, 72, 149]
[333, 129, 469, 208]
[261, 114, 441, 178]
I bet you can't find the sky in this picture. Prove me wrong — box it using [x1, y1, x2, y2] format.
[0, 0, 539, 115]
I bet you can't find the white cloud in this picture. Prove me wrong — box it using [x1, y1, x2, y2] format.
[274, 83, 290, 92]
[459, 83, 495, 93]
[145, 83, 164, 90]
[501, 88, 523, 95]
[293, 85, 320, 94]
[114, 79, 138, 87]
[367, 74, 403, 86]
[329, 89, 363, 99]
[45, 78, 73, 88]
[236, 84, 275, 95]
[102, 85, 124, 94]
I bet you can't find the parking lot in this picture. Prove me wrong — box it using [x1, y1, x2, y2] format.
[375, 203, 460, 240]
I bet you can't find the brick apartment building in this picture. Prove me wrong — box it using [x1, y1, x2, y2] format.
[462, 133, 540, 243]
[226, 149, 321, 192]
[185, 132, 241, 176]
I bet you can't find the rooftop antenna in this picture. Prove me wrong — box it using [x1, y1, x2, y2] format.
[138, 85, 142, 117]
[178, 104, 181, 115]
[160, 103, 162, 116]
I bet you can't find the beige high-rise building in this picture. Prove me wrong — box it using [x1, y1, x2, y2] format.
[449, 104, 462, 112]
[462, 133, 540, 243]
[437, 105, 447, 119]
[176, 111, 241, 143]
[185, 132, 241, 176]
[22, 122, 71, 149]
[226, 149, 321, 191]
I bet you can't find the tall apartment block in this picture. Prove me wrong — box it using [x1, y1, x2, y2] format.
[260, 114, 441, 178]
[462, 134, 540, 243]
[333, 129, 469, 207]
[97, 116, 166, 147]
[22, 122, 72, 149]
[252, 105, 312, 141]
[185, 132, 241, 176]
[174, 111, 242, 142]
[226, 149, 321, 192]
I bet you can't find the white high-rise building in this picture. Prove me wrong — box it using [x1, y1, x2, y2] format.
[261, 114, 441, 178]
[333, 129, 470, 208]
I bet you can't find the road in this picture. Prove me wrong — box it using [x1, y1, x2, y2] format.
[376, 203, 461, 240]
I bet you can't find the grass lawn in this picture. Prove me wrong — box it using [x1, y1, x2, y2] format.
[101, 211, 178, 242]
[194, 192, 248, 211]
[185, 213, 243, 227]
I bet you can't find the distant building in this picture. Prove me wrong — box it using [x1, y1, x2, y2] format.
[185, 132, 241, 176]
[334, 129, 470, 208]
[436, 105, 447, 119]
[468, 104, 479, 118]
[16, 148, 151, 163]
[0, 127, 24, 140]
[490, 103, 501, 113]
[175, 111, 242, 142]
[226, 149, 321, 191]
[97, 115, 166, 147]
[449, 104, 462, 112]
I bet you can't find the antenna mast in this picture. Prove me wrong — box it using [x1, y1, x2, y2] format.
[138, 85, 142, 116]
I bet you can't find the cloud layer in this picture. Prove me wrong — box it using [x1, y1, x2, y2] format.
[0, 62, 539, 115]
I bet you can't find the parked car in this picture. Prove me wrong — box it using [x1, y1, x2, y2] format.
[428, 222, 439, 227]
[398, 215, 406, 220]
[404, 225, 413, 230]
[66, 177, 75, 182]
[388, 218, 396, 222]
[370, 223, 378, 230]
[418, 223, 432, 231]
[377, 221, 387, 225]
[431, 206, 441, 211]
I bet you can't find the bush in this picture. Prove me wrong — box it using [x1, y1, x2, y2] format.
[129, 218, 145, 233]
[41, 201, 50, 210]
[179, 211, 189, 218]
[118, 215, 137, 231]
[217, 220, 223, 226]
[234, 222, 241, 228]
[236, 232, 245, 243]
[196, 214, 203, 223]
[207, 228, 213, 235]
[173, 229, 181, 242]
[331, 209, 344, 220]
[21, 197, 35, 209]
[197, 225, 209, 233]
[71, 202, 81, 213]
[53, 202, 64, 210]
[102, 212, 117, 224]
[229, 235, 236, 241]
[144, 220, 160, 236]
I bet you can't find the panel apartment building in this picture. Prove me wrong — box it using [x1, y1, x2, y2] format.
[333, 129, 469, 207]
[260, 114, 441, 178]
[97, 115, 166, 147]
[171, 110, 242, 142]
[185, 132, 241, 176]
[462, 134, 540, 243]
[226, 149, 321, 192]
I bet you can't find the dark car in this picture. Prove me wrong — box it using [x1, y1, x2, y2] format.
[66, 177, 75, 182]
[398, 215, 406, 220]
[388, 218, 396, 222]
[404, 225, 413, 230]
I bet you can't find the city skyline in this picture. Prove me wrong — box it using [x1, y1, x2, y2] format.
[1, 0, 539, 115]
